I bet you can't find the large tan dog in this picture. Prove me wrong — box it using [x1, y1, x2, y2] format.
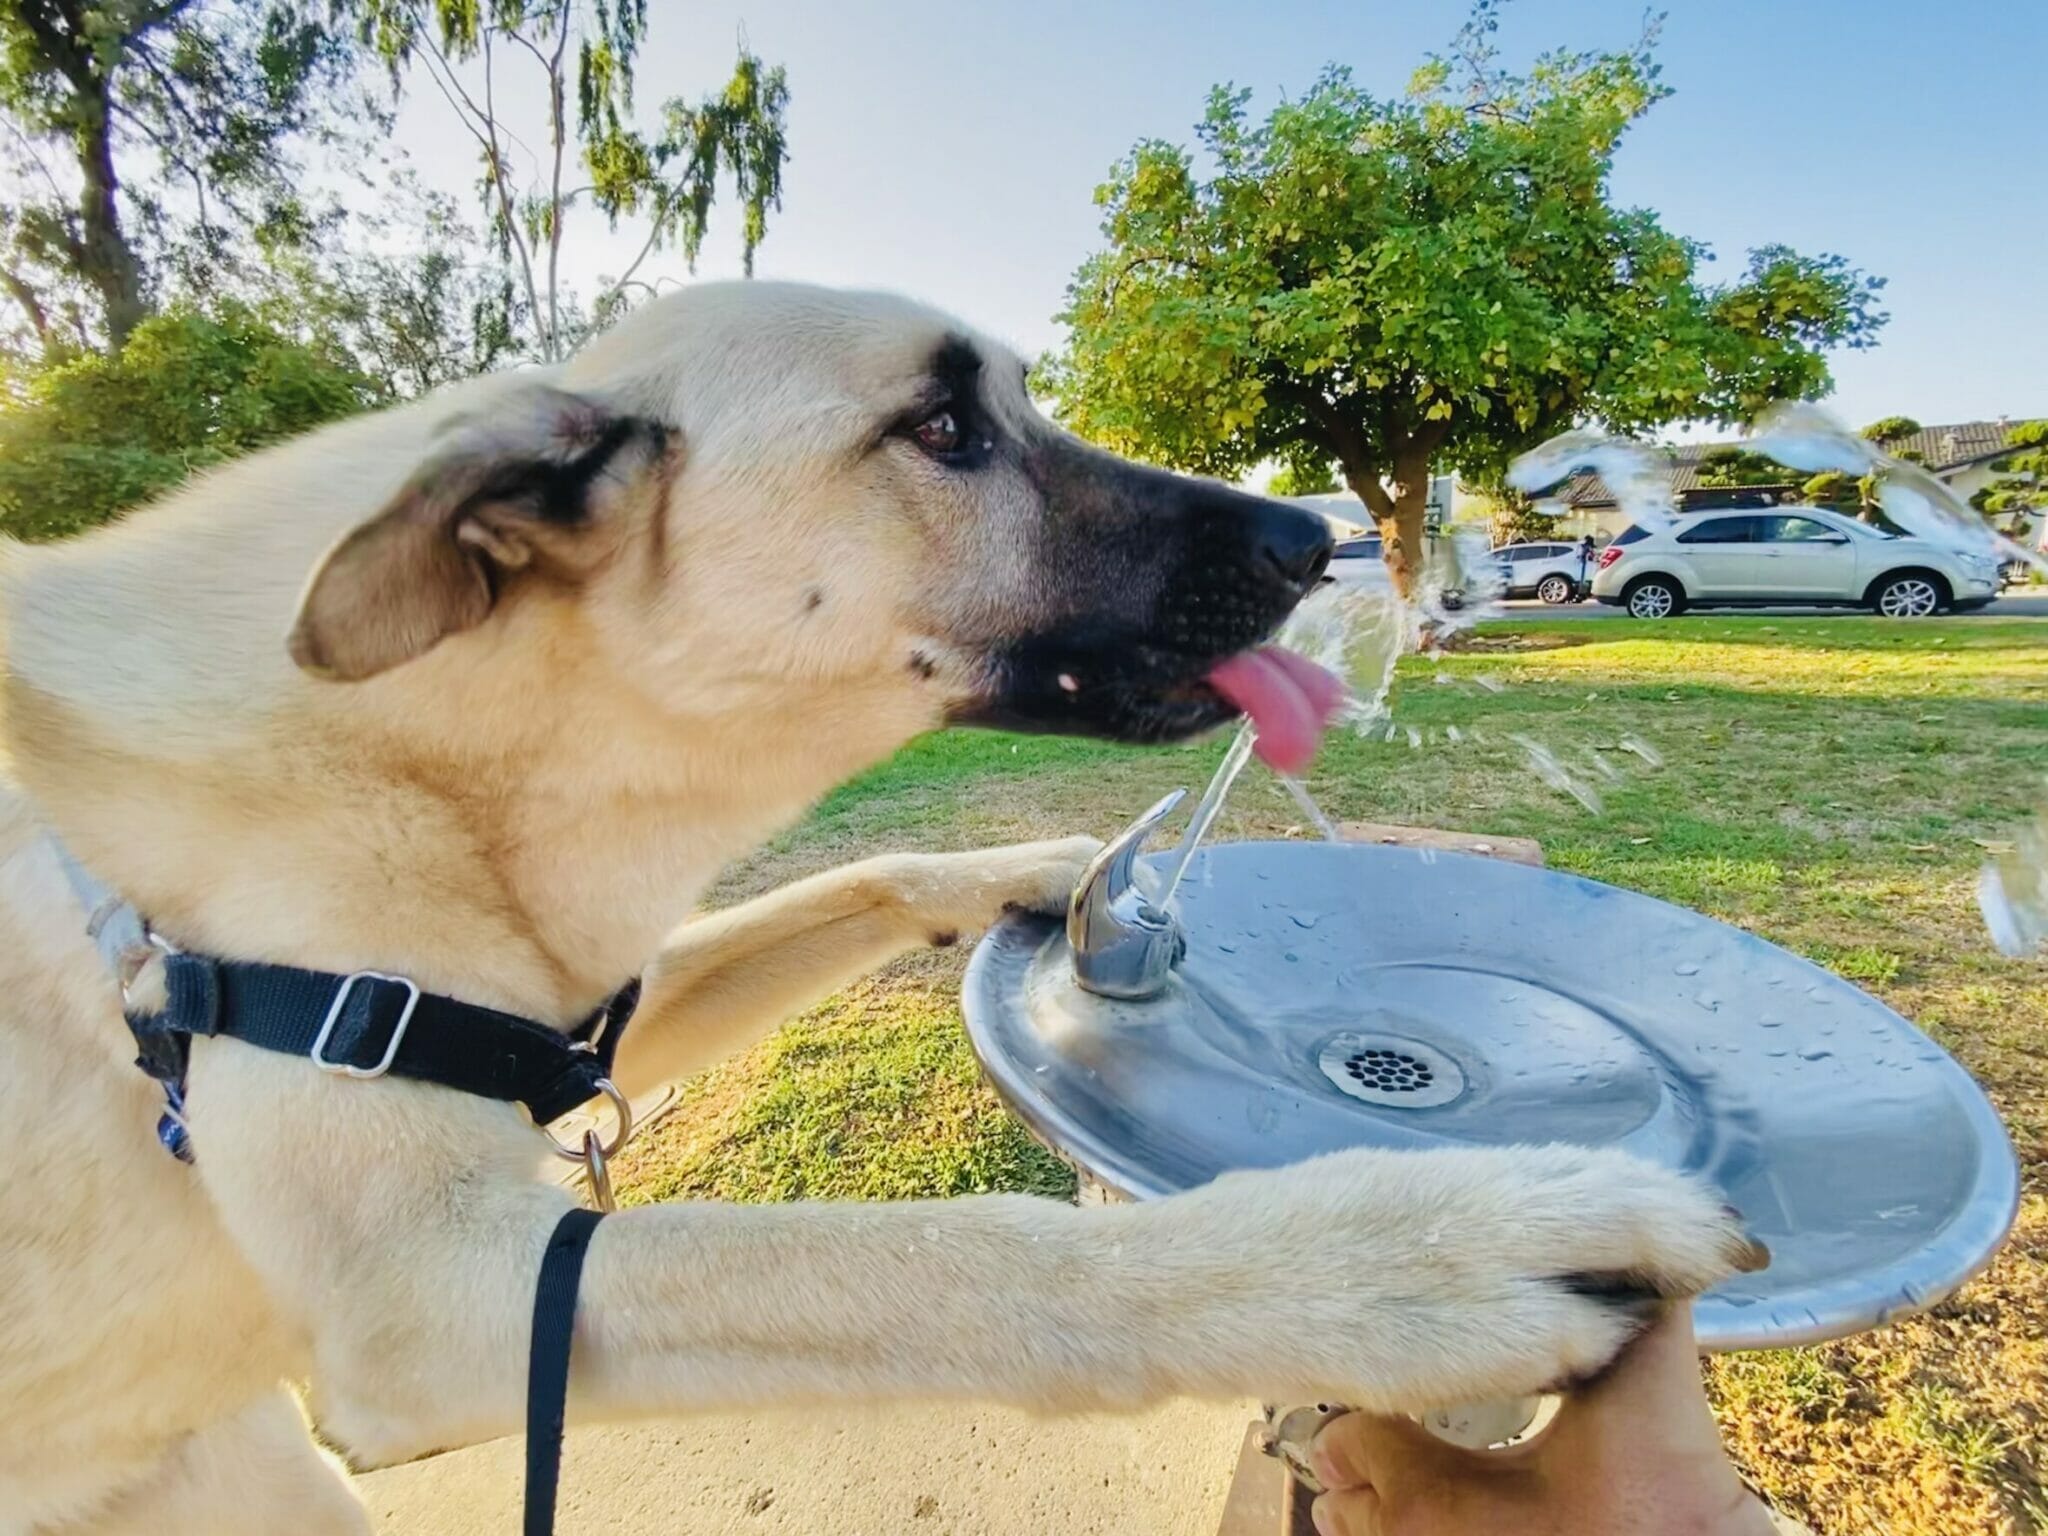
[0, 282, 1752, 1533]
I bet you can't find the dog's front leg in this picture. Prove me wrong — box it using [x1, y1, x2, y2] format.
[610, 838, 1100, 1095]
[188, 1051, 1752, 1467]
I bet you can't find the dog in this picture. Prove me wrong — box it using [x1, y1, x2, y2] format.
[0, 282, 1754, 1534]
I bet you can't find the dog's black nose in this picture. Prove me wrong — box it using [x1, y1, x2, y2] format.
[1254, 502, 1336, 590]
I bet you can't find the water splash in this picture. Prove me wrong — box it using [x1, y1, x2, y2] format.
[1511, 734, 1605, 814]
[1508, 431, 1678, 532]
[1618, 734, 1664, 768]
[1979, 804, 2048, 957]
[1748, 403, 2046, 577]
[1281, 774, 1342, 842]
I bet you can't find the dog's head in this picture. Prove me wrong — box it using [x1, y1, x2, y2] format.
[288, 283, 1332, 760]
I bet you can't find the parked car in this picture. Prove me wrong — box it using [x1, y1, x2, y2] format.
[1493, 540, 1592, 604]
[1317, 533, 1465, 607]
[1590, 507, 2001, 618]
[1322, 533, 1388, 589]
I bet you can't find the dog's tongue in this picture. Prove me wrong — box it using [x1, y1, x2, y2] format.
[1205, 646, 1346, 775]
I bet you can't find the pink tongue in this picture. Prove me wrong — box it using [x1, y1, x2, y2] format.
[1205, 646, 1346, 774]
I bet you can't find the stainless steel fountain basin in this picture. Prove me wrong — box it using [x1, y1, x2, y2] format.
[963, 839, 2019, 1351]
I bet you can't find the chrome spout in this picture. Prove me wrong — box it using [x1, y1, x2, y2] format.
[1068, 789, 1188, 999]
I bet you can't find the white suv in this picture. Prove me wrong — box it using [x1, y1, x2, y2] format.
[1590, 507, 2000, 619]
[1493, 541, 1592, 603]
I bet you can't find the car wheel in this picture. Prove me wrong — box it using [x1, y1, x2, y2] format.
[1624, 578, 1681, 619]
[1872, 574, 1943, 618]
[1537, 573, 1574, 605]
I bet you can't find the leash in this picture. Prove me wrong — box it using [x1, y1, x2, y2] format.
[527, 1206, 606, 1536]
[48, 832, 633, 1536]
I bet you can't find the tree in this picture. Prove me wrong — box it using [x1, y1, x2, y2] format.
[354, 1, 790, 361]
[0, 302, 376, 539]
[1800, 469, 1873, 514]
[1482, 492, 1563, 547]
[0, 1, 365, 356]
[1043, 3, 1887, 597]
[1266, 460, 1339, 497]
[1693, 447, 1794, 489]
[254, 176, 520, 398]
[1972, 420, 2048, 528]
[1861, 414, 1921, 444]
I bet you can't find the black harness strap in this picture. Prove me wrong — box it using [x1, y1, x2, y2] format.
[527, 1207, 606, 1536]
[144, 951, 640, 1128]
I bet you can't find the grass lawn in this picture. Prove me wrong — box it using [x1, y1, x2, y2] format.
[610, 614, 2048, 1536]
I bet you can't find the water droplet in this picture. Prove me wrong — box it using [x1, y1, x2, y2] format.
[1757, 1018, 1783, 1029]
[1673, 961, 1701, 976]
[1290, 912, 1320, 930]
[1798, 1048, 1833, 1062]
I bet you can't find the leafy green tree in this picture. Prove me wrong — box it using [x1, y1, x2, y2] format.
[1483, 494, 1563, 547]
[354, 1, 789, 360]
[1043, 4, 1886, 596]
[255, 177, 519, 397]
[1266, 460, 1339, 497]
[0, 302, 375, 539]
[0, 1, 365, 356]
[1860, 414, 1921, 444]
[1693, 447, 1796, 488]
[1972, 420, 2048, 527]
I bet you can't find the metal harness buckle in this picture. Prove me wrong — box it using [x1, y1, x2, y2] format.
[310, 971, 421, 1078]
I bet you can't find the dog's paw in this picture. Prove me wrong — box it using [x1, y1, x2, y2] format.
[1141, 1143, 1761, 1414]
[896, 837, 1104, 941]
[985, 835, 1105, 918]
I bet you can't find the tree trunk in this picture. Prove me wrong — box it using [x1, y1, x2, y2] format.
[1344, 446, 1432, 602]
[75, 90, 147, 349]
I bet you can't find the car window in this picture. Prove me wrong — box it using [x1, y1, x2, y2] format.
[1611, 524, 1651, 547]
[1509, 546, 1542, 561]
[1333, 537, 1381, 560]
[1762, 516, 1845, 544]
[1676, 516, 1760, 545]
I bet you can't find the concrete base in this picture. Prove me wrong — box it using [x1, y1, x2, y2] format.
[362, 1399, 1256, 1535]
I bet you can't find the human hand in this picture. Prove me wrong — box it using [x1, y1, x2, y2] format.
[1307, 1306, 1779, 1536]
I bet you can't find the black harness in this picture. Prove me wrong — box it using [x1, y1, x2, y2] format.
[59, 839, 632, 1536]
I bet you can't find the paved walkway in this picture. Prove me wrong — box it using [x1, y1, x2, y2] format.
[362, 1399, 1255, 1535]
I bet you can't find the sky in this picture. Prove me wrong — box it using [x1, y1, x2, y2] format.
[394, 0, 2046, 438]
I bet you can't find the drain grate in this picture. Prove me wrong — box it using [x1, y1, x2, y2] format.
[1343, 1047, 1435, 1093]
[1319, 1032, 1465, 1109]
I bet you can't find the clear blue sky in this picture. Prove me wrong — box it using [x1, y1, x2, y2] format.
[399, 0, 2045, 434]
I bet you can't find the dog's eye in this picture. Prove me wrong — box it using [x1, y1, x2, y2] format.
[912, 409, 962, 456]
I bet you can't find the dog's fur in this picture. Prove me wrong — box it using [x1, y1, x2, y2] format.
[0, 283, 1752, 1534]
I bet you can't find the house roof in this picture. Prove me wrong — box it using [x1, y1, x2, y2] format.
[1554, 420, 2032, 508]
[1865, 420, 2024, 469]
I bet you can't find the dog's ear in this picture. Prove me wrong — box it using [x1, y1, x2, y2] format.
[288, 384, 670, 681]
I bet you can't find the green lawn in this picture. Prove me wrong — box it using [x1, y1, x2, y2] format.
[611, 614, 2048, 1536]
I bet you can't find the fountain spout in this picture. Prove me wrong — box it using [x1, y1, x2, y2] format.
[1068, 789, 1188, 999]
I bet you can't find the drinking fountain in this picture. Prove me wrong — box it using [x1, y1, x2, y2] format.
[961, 793, 2020, 1492]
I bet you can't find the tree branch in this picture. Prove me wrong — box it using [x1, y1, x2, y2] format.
[0, 265, 52, 347]
[542, 0, 570, 359]
[421, 31, 544, 359]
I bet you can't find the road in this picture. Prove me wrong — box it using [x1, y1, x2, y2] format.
[1494, 593, 2048, 620]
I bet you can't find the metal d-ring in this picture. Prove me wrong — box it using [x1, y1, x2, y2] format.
[545, 1078, 634, 1163]
[545, 1079, 632, 1215]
